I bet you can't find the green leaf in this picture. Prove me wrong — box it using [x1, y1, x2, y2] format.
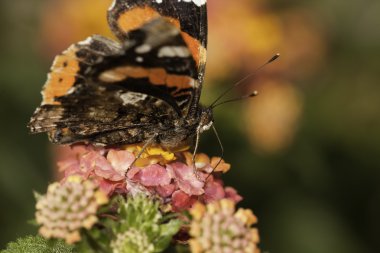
[79, 230, 112, 253]
[74, 239, 101, 253]
[159, 220, 182, 238]
[153, 237, 172, 253]
[154, 220, 182, 252]
[1, 235, 75, 253]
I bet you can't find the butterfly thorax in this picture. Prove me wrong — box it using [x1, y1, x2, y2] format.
[197, 106, 214, 133]
[156, 106, 213, 149]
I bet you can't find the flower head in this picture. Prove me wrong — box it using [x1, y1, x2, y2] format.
[35, 175, 108, 244]
[125, 144, 179, 167]
[110, 195, 181, 253]
[183, 152, 231, 174]
[111, 228, 154, 253]
[189, 199, 260, 253]
[58, 144, 241, 211]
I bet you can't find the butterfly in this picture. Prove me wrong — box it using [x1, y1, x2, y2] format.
[28, 0, 213, 151]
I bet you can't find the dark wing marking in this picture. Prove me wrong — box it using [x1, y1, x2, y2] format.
[108, 0, 207, 47]
[107, 0, 207, 114]
[93, 18, 199, 116]
[30, 81, 178, 145]
[29, 7, 207, 146]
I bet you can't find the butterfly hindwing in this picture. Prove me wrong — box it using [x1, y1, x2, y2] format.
[29, 35, 122, 132]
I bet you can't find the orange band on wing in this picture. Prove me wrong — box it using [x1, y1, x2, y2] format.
[42, 45, 80, 105]
[181, 32, 206, 69]
[149, 68, 167, 84]
[99, 66, 198, 89]
[116, 6, 180, 34]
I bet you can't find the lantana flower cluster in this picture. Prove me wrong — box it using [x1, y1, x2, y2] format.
[58, 145, 242, 211]
[35, 175, 108, 244]
[28, 144, 260, 253]
[189, 199, 260, 253]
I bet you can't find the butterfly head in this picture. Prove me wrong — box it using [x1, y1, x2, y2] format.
[199, 107, 214, 133]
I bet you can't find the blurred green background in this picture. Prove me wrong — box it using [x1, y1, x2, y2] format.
[1, 0, 380, 252]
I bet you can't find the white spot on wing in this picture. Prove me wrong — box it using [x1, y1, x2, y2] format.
[99, 70, 125, 82]
[154, 0, 206, 6]
[136, 56, 144, 62]
[158, 46, 191, 58]
[120, 92, 148, 105]
[66, 87, 76, 95]
[135, 44, 152, 53]
[186, 0, 207, 7]
[190, 79, 199, 88]
[193, 0, 207, 7]
[78, 36, 93, 46]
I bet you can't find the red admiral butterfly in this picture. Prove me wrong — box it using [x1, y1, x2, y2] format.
[28, 0, 211, 150]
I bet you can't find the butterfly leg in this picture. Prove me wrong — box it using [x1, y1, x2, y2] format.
[205, 125, 224, 181]
[192, 128, 202, 180]
[126, 134, 158, 175]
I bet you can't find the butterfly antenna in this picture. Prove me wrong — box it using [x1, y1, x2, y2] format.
[211, 90, 259, 108]
[209, 53, 280, 108]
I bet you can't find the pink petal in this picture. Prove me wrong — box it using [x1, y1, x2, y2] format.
[81, 144, 107, 155]
[107, 150, 135, 175]
[167, 163, 204, 196]
[126, 179, 151, 196]
[70, 145, 93, 155]
[172, 190, 197, 211]
[204, 180, 225, 203]
[96, 178, 126, 196]
[126, 167, 141, 179]
[224, 186, 243, 203]
[201, 165, 213, 174]
[137, 164, 171, 187]
[79, 152, 95, 172]
[58, 158, 80, 175]
[81, 151, 124, 181]
[155, 184, 176, 198]
[97, 179, 115, 195]
[54, 145, 88, 166]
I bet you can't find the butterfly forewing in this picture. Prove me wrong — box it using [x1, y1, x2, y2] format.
[108, 0, 207, 96]
[28, 0, 209, 147]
